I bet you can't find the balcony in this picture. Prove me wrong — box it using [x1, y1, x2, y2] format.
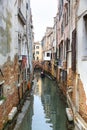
[18, 8, 26, 25]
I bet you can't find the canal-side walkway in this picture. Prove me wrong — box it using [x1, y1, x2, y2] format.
[2, 90, 32, 130]
[13, 98, 31, 130]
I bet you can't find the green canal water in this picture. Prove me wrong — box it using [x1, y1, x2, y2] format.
[16, 71, 68, 130]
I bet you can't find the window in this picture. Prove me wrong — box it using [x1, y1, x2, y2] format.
[36, 51, 39, 54]
[37, 57, 39, 60]
[65, 8, 68, 26]
[23, 69, 27, 81]
[33, 53, 35, 59]
[64, 42, 66, 60]
[66, 7, 68, 25]
[72, 29, 76, 72]
[61, 21, 64, 36]
[61, 0, 64, 7]
[59, 0, 64, 21]
[36, 46, 39, 49]
[18, 39, 21, 55]
[59, 43, 63, 66]
[51, 53, 52, 59]
[47, 53, 50, 57]
[0, 85, 3, 98]
[26, 3, 28, 10]
[62, 70, 67, 81]
[66, 39, 70, 51]
[69, 0, 70, 16]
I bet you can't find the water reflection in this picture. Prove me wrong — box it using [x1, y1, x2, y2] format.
[41, 77, 67, 130]
[31, 72, 67, 130]
[17, 71, 67, 130]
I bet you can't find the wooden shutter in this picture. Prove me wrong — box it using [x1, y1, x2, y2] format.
[72, 29, 76, 72]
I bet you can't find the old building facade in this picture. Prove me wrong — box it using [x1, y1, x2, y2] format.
[57, 0, 87, 129]
[41, 17, 58, 77]
[41, 27, 53, 73]
[0, 0, 33, 129]
[41, 0, 87, 129]
[33, 42, 42, 61]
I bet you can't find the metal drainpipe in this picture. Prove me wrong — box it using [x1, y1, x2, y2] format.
[18, 74, 20, 105]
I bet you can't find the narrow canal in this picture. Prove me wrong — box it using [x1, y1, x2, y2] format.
[14, 71, 68, 130]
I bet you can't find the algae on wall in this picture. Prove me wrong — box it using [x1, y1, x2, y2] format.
[0, 3, 12, 56]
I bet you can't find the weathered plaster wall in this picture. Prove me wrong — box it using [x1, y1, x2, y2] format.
[77, 0, 87, 104]
[0, 0, 18, 65]
[0, 1, 19, 129]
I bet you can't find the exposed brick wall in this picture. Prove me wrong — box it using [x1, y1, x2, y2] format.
[71, 73, 76, 107]
[57, 68, 60, 81]
[0, 105, 4, 129]
[43, 63, 87, 124]
[68, 70, 87, 122]
[0, 91, 19, 130]
[67, 68, 73, 87]
[0, 55, 20, 130]
[79, 79, 87, 122]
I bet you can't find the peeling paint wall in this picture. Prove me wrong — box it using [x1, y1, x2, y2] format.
[0, 0, 34, 129]
[0, 0, 18, 65]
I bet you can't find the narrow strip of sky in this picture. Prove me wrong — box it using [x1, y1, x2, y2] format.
[30, 0, 58, 42]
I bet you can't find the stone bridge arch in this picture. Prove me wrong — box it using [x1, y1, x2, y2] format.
[33, 60, 44, 70]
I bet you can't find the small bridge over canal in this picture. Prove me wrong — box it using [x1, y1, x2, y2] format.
[33, 60, 44, 70]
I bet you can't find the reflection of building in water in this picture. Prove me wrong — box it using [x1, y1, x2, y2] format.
[41, 78, 66, 130]
[33, 73, 67, 130]
[34, 77, 42, 96]
[41, 92, 57, 129]
[44, 95, 51, 119]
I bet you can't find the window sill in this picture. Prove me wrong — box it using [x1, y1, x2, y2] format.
[66, 50, 72, 53]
